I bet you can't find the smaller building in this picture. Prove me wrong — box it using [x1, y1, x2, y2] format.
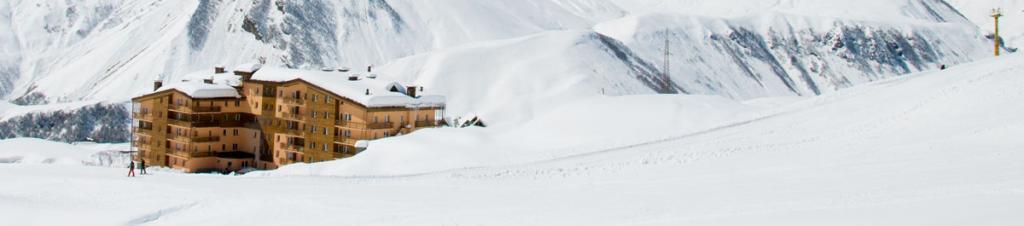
[131, 64, 445, 173]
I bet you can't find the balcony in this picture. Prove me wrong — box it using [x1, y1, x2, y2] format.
[193, 106, 221, 113]
[333, 138, 357, 146]
[414, 120, 437, 128]
[167, 150, 192, 158]
[279, 143, 305, 152]
[367, 122, 394, 130]
[168, 118, 191, 127]
[135, 125, 154, 131]
[132, 112, 152, 119]
[167, 118, 245, 128]
[167, 104, 188, 111]
[281, 112, 304, 120]
[168, 134, 190, 143]
[281, 97, 304, 105]
[192, 136, 220, 143]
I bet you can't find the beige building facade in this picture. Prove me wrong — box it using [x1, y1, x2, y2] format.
[131, 65, 445, 173]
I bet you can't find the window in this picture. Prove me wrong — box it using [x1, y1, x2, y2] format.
[232, 144, 238, 151]
[312, 111, 317, 118]
[385, 115, 391, 123]
[235, 100, 240, 107]
[232, 129, 238, 136]
[323, 144, 328, 151]
[222, 129, 227, 136]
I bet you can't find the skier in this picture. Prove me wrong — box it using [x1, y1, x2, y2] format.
[127, 161, 136, 177]
[140, 159, 148, 175]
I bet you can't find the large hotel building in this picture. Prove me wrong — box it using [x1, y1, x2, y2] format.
[130, 64, 445, 173]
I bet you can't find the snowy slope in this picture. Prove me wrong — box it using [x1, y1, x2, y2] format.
[946, 0, 1024, 48]
[270, 52, 1024, 178]
[0, 0, 1005, 142]
[1, 0, 994, 103]
[0, 138, 127, 166]
[376, 30, 671, 124]
[2, 0, 627, 102]
[2, 51, 1023, 225]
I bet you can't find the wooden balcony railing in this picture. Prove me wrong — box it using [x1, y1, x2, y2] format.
[333, 138, 357, 146]
[193, 106, 222, 113]
[367, 122, 394, 130]
[192, 136, 220, 143]
[279, 143, 305, 152]
[132, 112, 152, 119]
[281, 112, 304, 120]
[168, 104, 188, 111]
[168, 118, 245, 128]
[168, 134, 190, 143]
[414, 120, 437, 128]
[282, 97, 304, 105]
[135, 125, 153, 131]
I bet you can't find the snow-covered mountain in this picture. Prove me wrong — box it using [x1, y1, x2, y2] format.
[0, 0, 1005, 138]
[946, 0, 1024, 48]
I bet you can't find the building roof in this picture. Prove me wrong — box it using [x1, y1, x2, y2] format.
[141, 65, 445, 107]
[249, 67, 446, 108]
[155, 80, 240, 99]
[234, 63, 262, 73]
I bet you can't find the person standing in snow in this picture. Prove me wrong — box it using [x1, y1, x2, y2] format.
[140, 159, 148, 175]
[127, 161, 136, 177]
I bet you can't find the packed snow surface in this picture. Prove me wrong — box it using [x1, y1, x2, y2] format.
[2, 52, 1024, 225]
[0, 138, 127, 166]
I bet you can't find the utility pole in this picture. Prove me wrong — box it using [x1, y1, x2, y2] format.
[993, 8, 1004, 56]
[663, 39, 671, 93]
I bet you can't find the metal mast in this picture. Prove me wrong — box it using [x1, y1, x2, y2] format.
[993, 8, 1004, 56]
[663, 39, 671, 93]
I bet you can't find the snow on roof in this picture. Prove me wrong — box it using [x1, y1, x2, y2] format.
[155, 80, 240, 99]
[234, 63, 263, 73]
[250, 67, 445, 108]
[180, 70, 243, 86]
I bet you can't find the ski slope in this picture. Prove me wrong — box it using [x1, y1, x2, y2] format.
[2, 52, 1023, 225]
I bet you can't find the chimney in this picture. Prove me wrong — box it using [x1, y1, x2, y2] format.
[203, 78, 214, 84]
[365, 89, 371, 96]
[214, 66, 226, 74]
[367, 65, 373, 73]
[406, 86, 417, 98]
[154, 80, 163, 91]
[348, 75, 359, 81]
